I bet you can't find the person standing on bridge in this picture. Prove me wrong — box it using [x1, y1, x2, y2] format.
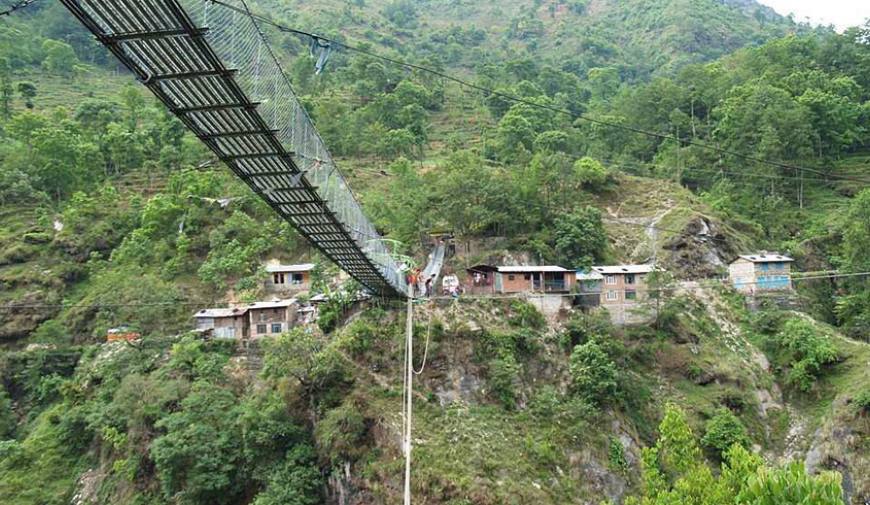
[407, 268, 421, 295]
[425, 275, 434, 297]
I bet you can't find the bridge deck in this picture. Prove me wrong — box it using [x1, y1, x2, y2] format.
[60, 0, 407, 297]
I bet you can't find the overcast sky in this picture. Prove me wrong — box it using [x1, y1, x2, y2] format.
[758, 0, 870, 31]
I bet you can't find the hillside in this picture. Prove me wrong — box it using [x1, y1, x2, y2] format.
[1, 1, 869, 505]
[253, 0, 794, 79]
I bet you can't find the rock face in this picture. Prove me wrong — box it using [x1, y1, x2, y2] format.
[327, 462, 366, 505]
[802, 401, 870, 505]
[571, 451, 628, 504]
[662, 217, 736, 279]
[72, 468, 102, 505]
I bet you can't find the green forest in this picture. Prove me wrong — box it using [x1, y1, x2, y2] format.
[0, 0, 868, 504]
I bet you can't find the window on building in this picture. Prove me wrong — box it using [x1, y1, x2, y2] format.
[508, 274, 515, 281]
[291, 273, 304, 284]
[606, 290, 618, 301]
[625, 274, 635, 285]
[625, 291, 637, 300]
[259, 313, 267, 322]
[605, 275, 617, 285]
[271, 323, 282, 334]
[524, 273, 531, 280]
[256, 324, 267, 334]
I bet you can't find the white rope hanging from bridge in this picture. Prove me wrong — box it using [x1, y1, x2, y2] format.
[413, 311, 432, 375]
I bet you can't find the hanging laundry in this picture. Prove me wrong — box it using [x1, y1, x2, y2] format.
[308, 36, 332, 74]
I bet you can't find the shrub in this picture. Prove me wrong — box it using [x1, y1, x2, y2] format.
[656, 403, 702, 476]
[852, 389, 870, 415]
[701, 408, 750, 458]
[569, 340, 619, 405]
[0, 388, 15, 438]
[487, 355, 520, 409]
[251, 445, 322, 505]
[560, 311, 613, 351]
[478, 327, 540, 363]
[314, 401, 369, 465]
[768, 319, 838, 392]
[150, 383, 244, 504]
[528, 386, 595, 440]
[624, 407, 844, 505]
[261, 330, 351, 403]
[573, 156, 609, 191]
[340, 319, 380, 357]
[608, 436, 629, 473]
[737, 462, 843, 505]
[317, 290, 353, 334]
[508, 300, 545, 329]
[529, 385, 561, 418]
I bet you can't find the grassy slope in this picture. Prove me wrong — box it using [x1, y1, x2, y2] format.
[0, 206, 70, 342]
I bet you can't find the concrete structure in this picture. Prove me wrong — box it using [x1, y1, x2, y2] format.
[194, 298, 300, 340]
[494, 266, 575, 294]
[728, 254, 794, 294]
[248, 299, 299, 339]
[265, 263, 315, 293]
[575, 269, 604, 308]
[593, 265, 655, 305]
[194, 307, 250, 339]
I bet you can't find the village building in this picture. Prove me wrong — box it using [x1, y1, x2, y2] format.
[247, 299, 299, 338]
[728, 253, 794, 294]
[574, 269, 604, 307]
[193, 298, 300, 340]
[592, 264, 655, 304]
[494, 266, 575, 294]
[264, 263, 315, 293]
[194, 307, 250, 339]
[106, 326, 141, 343]
[465, 264, 498, 294]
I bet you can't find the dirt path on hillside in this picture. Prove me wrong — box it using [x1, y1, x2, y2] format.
[604, 200, 676, 262]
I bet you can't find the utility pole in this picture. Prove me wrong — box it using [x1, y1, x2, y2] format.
[403, 281, 414, 505]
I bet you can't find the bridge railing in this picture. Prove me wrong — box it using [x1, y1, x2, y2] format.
[182, 0, 406, 293]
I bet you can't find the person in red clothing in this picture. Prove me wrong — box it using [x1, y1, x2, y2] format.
[407, 268, 421, 294]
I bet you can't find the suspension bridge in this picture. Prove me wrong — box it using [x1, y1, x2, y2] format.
[59, 0, 410, 297]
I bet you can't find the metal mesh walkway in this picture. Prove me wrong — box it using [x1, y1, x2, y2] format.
[60, 0, 407, 297]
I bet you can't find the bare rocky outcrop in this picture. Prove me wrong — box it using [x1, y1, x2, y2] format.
[662, 217, 736, 279]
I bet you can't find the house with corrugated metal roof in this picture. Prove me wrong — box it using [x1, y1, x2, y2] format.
[194, 298, 301, 340]
[247, 299, 300, 338]
[592, 265, 655, 305]
[264, 263, 315, 293]
[575, 269, 605, 307]
[728, 253, 794, 294]
[494, 265, 575, 293]
[194, 306, 250, 339]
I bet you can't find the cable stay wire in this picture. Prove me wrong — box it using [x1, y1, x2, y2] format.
[206, 0, 870, 185]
